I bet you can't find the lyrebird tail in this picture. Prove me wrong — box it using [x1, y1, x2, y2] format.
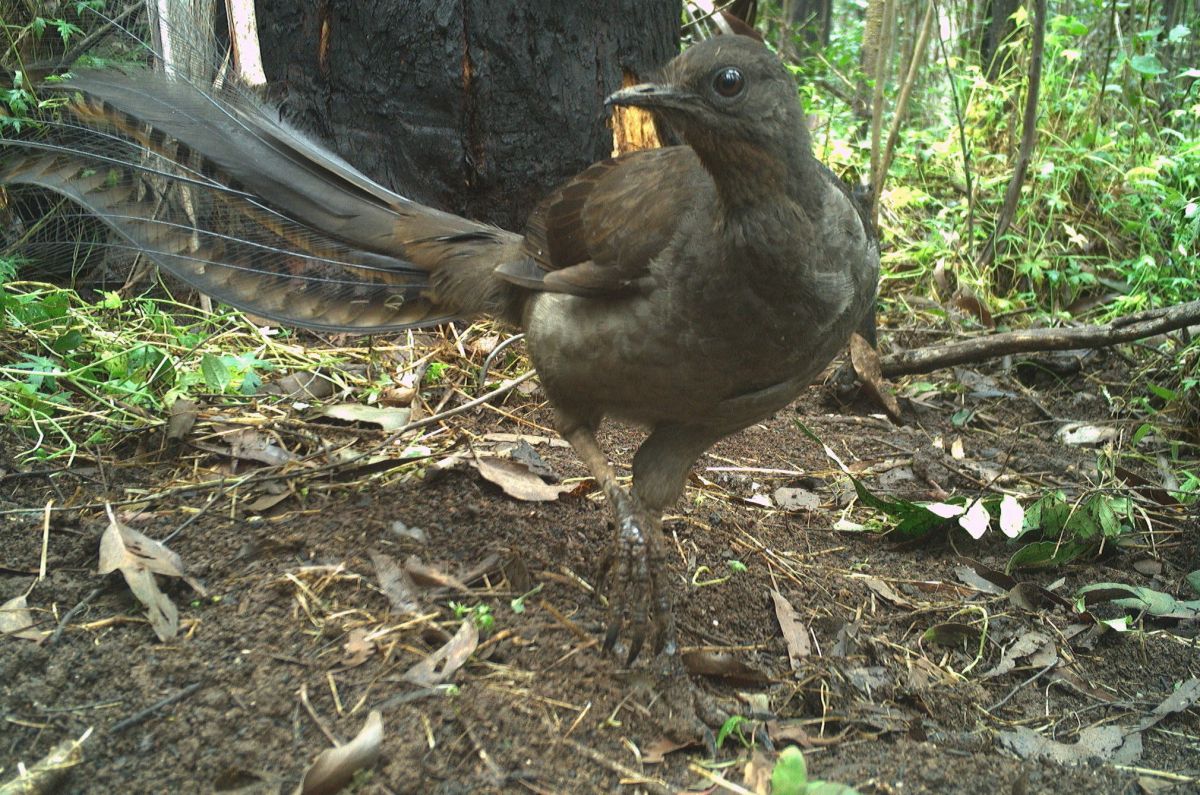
[1, 65, 525, 332]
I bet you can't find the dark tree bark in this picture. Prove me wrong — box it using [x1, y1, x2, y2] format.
[979, 0, 1020, 79]
[254, 1, 679, 231]
[978, 0, 1044, 275]
[778, 0, 831, 61]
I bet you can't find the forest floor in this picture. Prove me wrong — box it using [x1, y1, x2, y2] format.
[1, 329, 1197, 795]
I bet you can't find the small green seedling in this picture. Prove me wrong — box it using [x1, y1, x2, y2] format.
[510, 583, 544, 614]
[449, 601, 494, 633]
[715, 715, 751, 750]
[771, 746, 862, 795]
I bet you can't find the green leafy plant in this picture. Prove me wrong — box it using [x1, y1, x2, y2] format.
[1076, 582, 1200, 624]
[0, 281, 323, 460]
[771, 746, 861, 795]
[509, 583, 543, 614]
[1007, 490, 1133, 571]
[715, 715, 752, 750]
[449, 601, 494, 633]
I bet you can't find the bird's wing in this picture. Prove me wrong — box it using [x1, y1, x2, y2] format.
[495, 147, 705, 296]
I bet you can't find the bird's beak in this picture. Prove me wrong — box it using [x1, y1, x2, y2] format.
[605, 83, 695, 111]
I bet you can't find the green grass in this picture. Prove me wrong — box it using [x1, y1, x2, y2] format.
[0, 277, 370, 461]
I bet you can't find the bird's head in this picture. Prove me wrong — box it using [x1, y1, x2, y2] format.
[606, 35, 812, 202]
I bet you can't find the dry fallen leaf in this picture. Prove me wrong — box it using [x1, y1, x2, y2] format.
[99, 505, 206, 642]
[296, 711, 383, 795]
[401, 620, 479, 687]
[773, 487, 820, 512]
[322, 403, 412, 432]
[403, 557, 470, 592]
[983, 630, 1056, 678]
[641, 736, 698, 764]
[770, 590, 811, 668]
[470, 454, 573, 502]
[0, 594, 45, 641]
[165, 397, 198, 441]
[849, 332, 901, 420]
[1056, 422, 1121, 446]
[950, 286, 995, 328]
[469, 334, 500, 356]
[860, 576, 915, 608]
[264, 370, 337, 401]
[741, 748, 774, 794]
[340, 629, 375, 668]
[370, 550, 422, 614]
[481, 432, 570, 448]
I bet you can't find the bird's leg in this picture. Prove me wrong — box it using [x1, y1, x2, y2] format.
[563, 422, 732, 739]
[559, 424, 666, 663]
[605, 503, 673, 663]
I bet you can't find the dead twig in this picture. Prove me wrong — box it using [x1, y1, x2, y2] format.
[562, 738, 672, 795]
[110, 682, 204, 734]
[881, 300, 1200, 377]
[298, 683, 340, 746]
[46, 585, 104, 646]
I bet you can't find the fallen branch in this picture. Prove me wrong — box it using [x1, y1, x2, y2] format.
[880, 300, 1200, 377]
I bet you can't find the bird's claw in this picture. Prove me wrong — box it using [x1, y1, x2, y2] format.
[601, 503, 674, 664]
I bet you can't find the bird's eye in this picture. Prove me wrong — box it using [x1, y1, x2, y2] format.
[712, 67, 745, 98]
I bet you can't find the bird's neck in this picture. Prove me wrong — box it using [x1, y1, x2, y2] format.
[691, 133, 821, 215]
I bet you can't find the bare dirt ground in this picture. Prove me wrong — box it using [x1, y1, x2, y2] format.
[1, 336, 1197, 794]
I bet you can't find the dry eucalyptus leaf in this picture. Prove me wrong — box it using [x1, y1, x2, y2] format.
[641, 737, 697, 764]
[860, 576, 914, 608]
[166, 397, 199, 441]
[99, 505, 205, 642]
[849, 332, 901, 419]
[296, 711, 383, 795]
[370, 550, 422, 614]
[401, 620, 478, 687]
[770, 589, 811, 667]
[322, 403, 412, 432]
[0, 594, 45, 641]
[243, 490, 293, 514]
[471, 454, 573, 502]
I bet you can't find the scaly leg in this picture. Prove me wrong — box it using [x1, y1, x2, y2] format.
[562, 421, 720, 663]
[561, 420, 732, 739]
[559, 423, 664, 662]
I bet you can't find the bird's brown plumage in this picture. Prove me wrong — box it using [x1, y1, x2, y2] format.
[1, 34, 878, 667]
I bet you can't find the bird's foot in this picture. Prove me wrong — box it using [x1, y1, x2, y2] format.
[601, 492, 673, 664]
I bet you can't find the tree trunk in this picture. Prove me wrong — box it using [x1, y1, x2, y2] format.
[979, 0, 1020, 79]
[778, 0, 831, 61]
[254, 1, 679, 231]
